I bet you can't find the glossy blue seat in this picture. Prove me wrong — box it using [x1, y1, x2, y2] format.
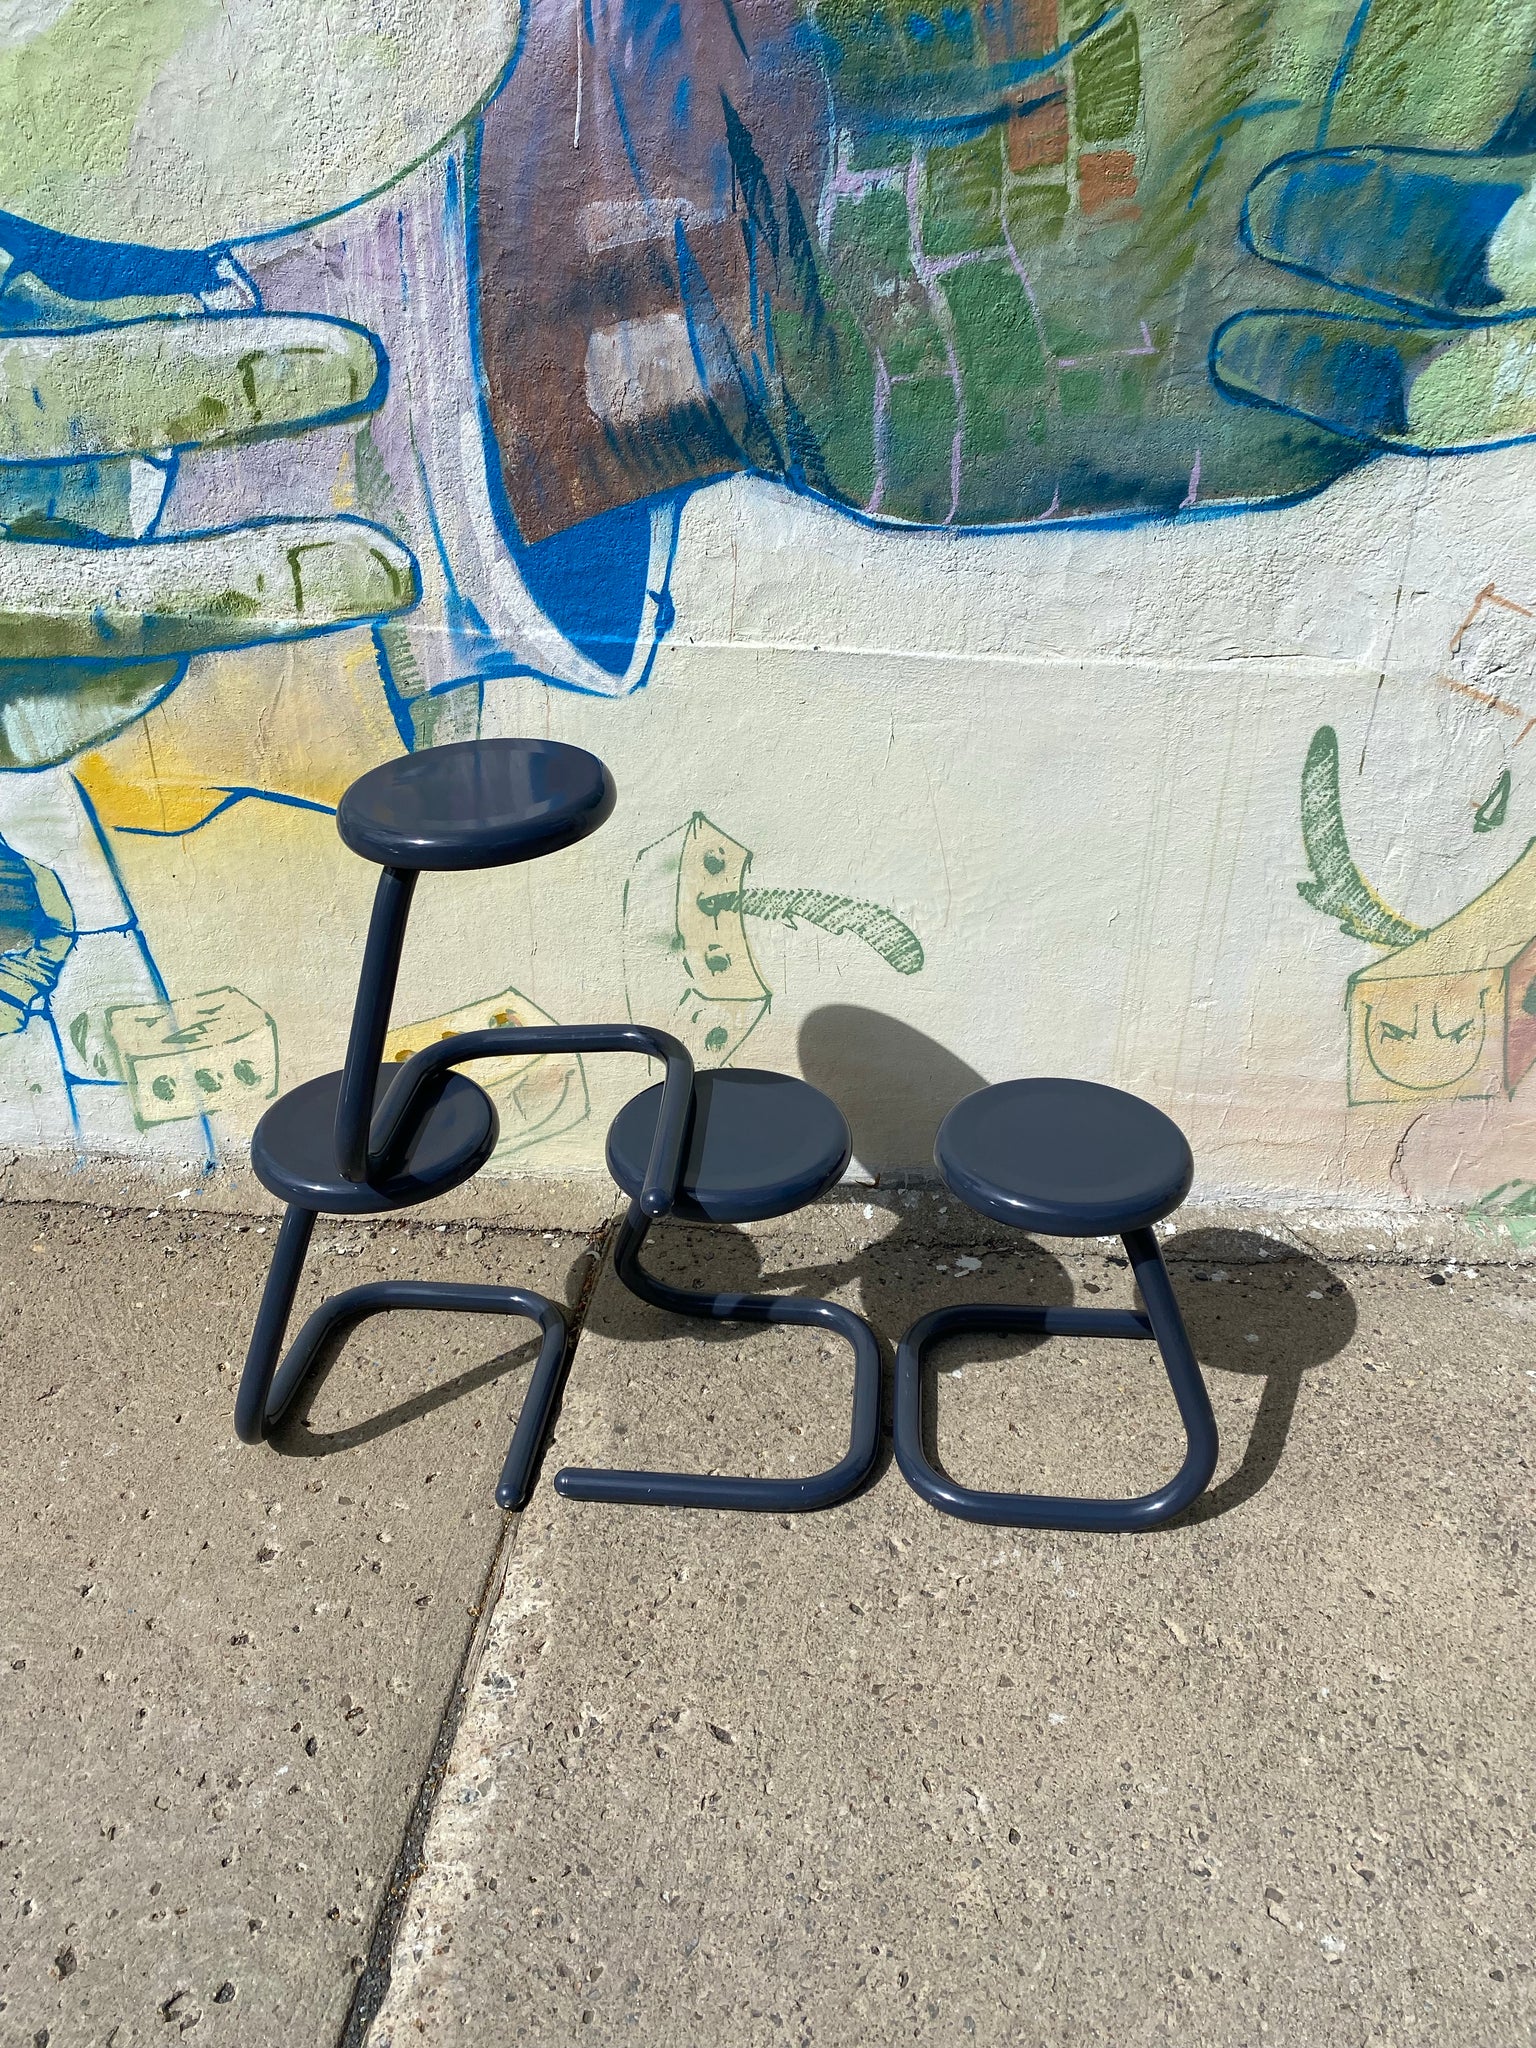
[250, 1066, 497, 1215]
[606, 1069, 851, 1224]
[554, 1067, 880, 1515]
[936, 1078, 1193, 1236]
[896, 1078, 1218, 1531]
[337, 736, 615, 871]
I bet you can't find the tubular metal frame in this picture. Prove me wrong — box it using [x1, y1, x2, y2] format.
[552, 1197, 883, 1513]
[235, 863, 697, 1509]
[894, 1226, 1218, 1530]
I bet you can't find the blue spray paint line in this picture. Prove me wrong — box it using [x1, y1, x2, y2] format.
[461, 122, 686, 684]
[0, 211, 229, 303]
[1316, 0, 1375, 149]
[115, 787, 338, 841]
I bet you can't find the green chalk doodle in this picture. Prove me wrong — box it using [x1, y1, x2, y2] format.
[1467, 1179, 1536, 1248]
[1474, 769, 1512, 833]
[623, 811, 927, 1070]
[698, 886, 925, 975]
[1298, 726, 1424, 949]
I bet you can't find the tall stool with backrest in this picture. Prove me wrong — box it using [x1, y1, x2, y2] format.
[234, 737, 625, 1509]
[894, 1078, 1218, 1530]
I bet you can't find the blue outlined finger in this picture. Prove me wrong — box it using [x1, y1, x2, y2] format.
[0, 314, 385, 465]
[0, 515, 419, 661]
[1211, 308, 1536, 455]
[1243, 146, 1535, 320]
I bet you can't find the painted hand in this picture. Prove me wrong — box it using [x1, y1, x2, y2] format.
[0, 239, 418, 770]
[774, 0, 1536, 522]
[1214, 125, 1536, 456]
[479, 0, 1536, 530]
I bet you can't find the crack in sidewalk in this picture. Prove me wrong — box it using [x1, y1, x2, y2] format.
[336, 1213, 618, 2048]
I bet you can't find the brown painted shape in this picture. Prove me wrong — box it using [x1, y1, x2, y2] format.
[475, 0, 814, 542]
[1078, 148, 1140, 216]
[1008, 97, 1069, 171]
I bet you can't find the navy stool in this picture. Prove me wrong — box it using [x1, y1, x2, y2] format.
[894, 1079, 1218, 1530]
[552, 1068, 882, 1513]
[235, 737, 617, 1509]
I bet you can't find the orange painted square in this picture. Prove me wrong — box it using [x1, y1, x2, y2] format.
[987, 0, 1058, 61]
[1078, 149, 1139, 215]
[1007, 96, 1069, 171]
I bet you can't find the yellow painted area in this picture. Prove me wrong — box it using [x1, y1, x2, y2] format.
[76, 631, 404, 832]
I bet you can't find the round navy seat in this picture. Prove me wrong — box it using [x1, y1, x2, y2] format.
[337, 737, 616, 871]
[607, 1069, 852, 1224]
[936, 1078, 1193, 1237]
[251, 1066, 498, 1214]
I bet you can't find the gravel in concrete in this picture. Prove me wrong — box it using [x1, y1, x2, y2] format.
[0, 1198, 598, 2048]
[367, 1199, 1535, 2048]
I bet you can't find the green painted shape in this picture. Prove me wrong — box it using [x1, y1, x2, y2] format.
[771, 183, 879, 506]
[1325, 0, 1536, 151]
[825, 186, 952, 380]
[1474, 769, 1512, 833]
[705, 886, 925, 973]
[1297, 725, 1425, 949]
[0, 0, 217, 222]
[1466, 1178, 1536, 1247]
[923, 133, 1006, 257]
[0, 319, 382, 462]
[884, 372, 960, 522]
[1073, 12, 1141, 143]
[1005, 182, 1071, 246]
[941, 259, 1054, 512]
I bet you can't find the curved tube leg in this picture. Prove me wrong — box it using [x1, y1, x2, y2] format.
[894, 1230, 1219, 1531]
[554, 1204, 882, 1513]
[235, 1206, 317, 1444]
[493, 1294, 573, 1511]
[253, 1276, 567, 1502]
[1123, 1227, 1219, 1508]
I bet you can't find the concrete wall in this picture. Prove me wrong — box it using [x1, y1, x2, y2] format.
[5, 1, 1536, 1227]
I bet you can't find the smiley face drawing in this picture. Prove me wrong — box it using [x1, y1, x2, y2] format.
[1358, 979, 1495, 1097]
[1343, 840, 1536, 1106]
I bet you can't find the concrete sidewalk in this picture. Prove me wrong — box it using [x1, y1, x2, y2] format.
[3, 1191, 1533, 2046]
[369, 1200, 1534, 2047]
[0, 1197, 599, 2047]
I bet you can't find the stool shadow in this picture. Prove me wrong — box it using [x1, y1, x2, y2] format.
[1161, 1227, 1356, 1526]
[798, 1003, 985, 1177]
[266, 1248, 597, 1459]
[582, 1010, 1083, 1493]
[578, 1206, 1077, 1494]
[836, 1225, 1354, 1522]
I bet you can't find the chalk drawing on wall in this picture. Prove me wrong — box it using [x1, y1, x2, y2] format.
[1347, 845, 1536, 1105]
[384, 989, 589, 1164]
[78, 988, 280, 1131]
[1441, 586, 1536, 743]
[1299, 726, 1427, 952]
[623, 813, 924, 1067]
[6, 3, 1536, 1193]
[1299, 725, 1536, 1105]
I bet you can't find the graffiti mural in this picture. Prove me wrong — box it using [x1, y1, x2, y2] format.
[3, 4, 1536, 1209]
[479, 0, 1536, 533]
